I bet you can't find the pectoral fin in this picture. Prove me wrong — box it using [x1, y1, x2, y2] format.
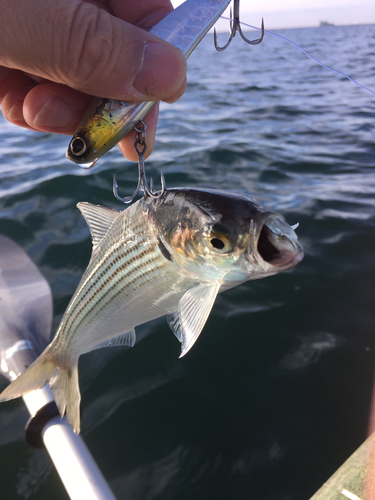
[167, 282, 221, 357]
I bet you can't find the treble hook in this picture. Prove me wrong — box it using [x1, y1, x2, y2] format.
[113, 122, 166, 204]
[214, 0, 264, 52]
[113, 172, 141, 204]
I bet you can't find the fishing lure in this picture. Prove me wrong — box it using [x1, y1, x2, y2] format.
[67, 0, 227, 167]
[66, 0, 264, 168]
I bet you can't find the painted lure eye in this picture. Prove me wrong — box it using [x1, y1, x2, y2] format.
[70, 137, 87, 156]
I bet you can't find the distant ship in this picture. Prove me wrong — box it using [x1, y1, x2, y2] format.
[319, 20, 335, 27]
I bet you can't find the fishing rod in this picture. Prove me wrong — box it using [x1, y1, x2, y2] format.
[0, 234, 116, 500]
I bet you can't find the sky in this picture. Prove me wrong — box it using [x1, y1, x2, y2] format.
[171, 0, 375, 30]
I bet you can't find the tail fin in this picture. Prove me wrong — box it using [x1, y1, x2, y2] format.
[0, 348, 81, 434]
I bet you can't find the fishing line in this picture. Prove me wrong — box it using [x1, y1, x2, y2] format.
[221, 16, 375, 97]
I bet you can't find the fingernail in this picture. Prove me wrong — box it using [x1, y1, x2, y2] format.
[8, 102, 25, 123]
[33, 97, 74, 128]
[132, 42, 186, 100]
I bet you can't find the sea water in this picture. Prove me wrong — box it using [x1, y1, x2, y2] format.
[0, 24, 374, 500]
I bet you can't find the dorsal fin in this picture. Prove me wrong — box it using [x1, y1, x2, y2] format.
[77, 202, 120, 250]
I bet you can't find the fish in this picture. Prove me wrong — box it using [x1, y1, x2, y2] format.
[0, 187, 303, 433]
[66, 0, 232, 167]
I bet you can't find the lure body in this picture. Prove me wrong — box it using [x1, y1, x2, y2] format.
[66, 0, 232, 167]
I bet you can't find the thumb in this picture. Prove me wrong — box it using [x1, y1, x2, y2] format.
[0, 0, 187, 102]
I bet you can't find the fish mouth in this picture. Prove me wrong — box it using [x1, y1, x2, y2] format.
[256, 214, 303, 269]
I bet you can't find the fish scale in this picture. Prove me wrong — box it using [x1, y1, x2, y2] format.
[0, 187, 303, 433]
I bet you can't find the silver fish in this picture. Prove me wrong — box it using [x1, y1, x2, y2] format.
[0, 188, 303, 433]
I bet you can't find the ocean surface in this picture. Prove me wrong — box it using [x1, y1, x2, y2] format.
[0, 23, 375, 500]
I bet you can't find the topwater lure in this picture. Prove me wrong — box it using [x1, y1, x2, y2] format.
[66, 0, 264, 168]
[66, 0, 231, 168]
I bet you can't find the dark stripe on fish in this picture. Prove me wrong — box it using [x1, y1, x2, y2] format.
[58, 236, 169, 348]
[157, 237, 173, 262]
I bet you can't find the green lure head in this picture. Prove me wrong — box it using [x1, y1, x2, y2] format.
[66, 98, 155, 168]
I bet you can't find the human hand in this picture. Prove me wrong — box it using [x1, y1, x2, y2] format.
[0, 0, 187, 161]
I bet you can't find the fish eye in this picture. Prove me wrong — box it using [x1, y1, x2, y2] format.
[210, 237, 225, 250]
[208, 234, 233, 253]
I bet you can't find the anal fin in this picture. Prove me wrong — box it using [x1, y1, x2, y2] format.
[88, 329, 136, 352]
